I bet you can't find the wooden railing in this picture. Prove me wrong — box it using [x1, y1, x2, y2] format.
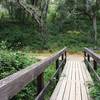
[0, 48, 67, 100]
[84, 47, 100, 82]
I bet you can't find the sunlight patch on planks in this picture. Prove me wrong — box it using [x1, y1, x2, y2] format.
[50, 61, 93, 100]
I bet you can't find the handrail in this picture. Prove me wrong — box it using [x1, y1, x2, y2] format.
[0, 47, 67, 100]
[84, 48, 100, 64]
[84, 47, 100, 82]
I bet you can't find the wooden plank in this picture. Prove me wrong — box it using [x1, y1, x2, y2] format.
[81, 83, 88, 100]
[80, 62, 89, 100]
[75, 61, 81, 100]
[81, 62, 89, 83]
[55, 61, 71, 100]
[50, 62, 69, 100]
[81, 62, 92, 100]
[50, 79, 63, 100]
[78, 62, 84, 83]
[51, 60, 92, 100]
[69, 61, 76, 100]
[82, 62, 93, 83]
[84, 48, 100, 64]
[63, 61, 73, 100]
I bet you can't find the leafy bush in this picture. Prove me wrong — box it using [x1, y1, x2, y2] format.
[0, 42, 57, 99]
[0, 41, 39, 99]
[0, 49, 38, 79]
[0, 41, 38, 79]
[90, 83, 100, 100]
[89, 66, 100, 100]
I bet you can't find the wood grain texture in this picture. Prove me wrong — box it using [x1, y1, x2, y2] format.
[0, 48, 67, 100]
[50, 60, 93, 100]
[84, 48, 100, 64]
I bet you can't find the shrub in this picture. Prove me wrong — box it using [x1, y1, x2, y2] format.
[0, 49, 38, 79]
[89, 66, 100, 100]
[90, 83, 100, 100]
[0, 44, 38, 99]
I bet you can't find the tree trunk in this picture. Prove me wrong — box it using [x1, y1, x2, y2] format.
[17, 0, 50, 49]
[92, 13, 97, 46]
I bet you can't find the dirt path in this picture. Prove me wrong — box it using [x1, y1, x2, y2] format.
[68, 54, 84, 61]
[35, 53, 84, 61]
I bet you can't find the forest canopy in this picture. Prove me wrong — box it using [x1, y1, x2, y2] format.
[0, 0, 100, 51]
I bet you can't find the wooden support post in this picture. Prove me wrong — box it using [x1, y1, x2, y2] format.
[87, 54, 90, 62]
[56, 59, 59, 81]
[84, 51, 86, 61]
[62, 54, 64, 60]
[37, 72, 44, 99]
[65, 51, 67, 63]
[93, 60, 97, 70]
[61, 54, 64, 70]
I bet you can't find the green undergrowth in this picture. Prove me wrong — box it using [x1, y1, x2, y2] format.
[11, 63, 57, 100]
[0, 49, 38, 99]
[89, 65, 100, 100]
[0, 42, 57, 99]
[0, 50, 38, 79]
[0, 22, 99, 53]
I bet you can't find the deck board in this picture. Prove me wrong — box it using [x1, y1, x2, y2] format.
[50, 59, 92, 100]
[63, 61, 73, 100]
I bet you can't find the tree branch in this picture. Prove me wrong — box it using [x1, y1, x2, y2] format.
[17, 0, 43, 26]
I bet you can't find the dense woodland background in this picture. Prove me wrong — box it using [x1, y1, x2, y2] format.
[0, 0, 100, 100]
[0, 0, 100, 52]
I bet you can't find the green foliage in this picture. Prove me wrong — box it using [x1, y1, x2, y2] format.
[89, 66, 100, 100]
[0, 22, 98, 53]
[0, 41, 38, 79]
[12, 80, 37, 100]
[0, 42, 39, 99]
[90, 83, 100, 100]
[0, 49, 37, 79]
[0, 0, 100, 51]
[97, 67, 100, 76]
[44, 63, 56, 83]
[0, 41, 7, 50]
[44, 63, 57, 99]
[0, 41, 57, 99]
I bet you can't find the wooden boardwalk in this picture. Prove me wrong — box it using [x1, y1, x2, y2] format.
[50, 56, 93, 100]
[1, 48, 98, 100]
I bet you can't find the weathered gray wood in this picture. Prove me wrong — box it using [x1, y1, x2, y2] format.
[50, 62, 69, 100]
[37, 73, 44, 95]
[75, 62, 81, 100]
[84, 47, 100, 82]
[0, 48, 66, 100]
[84, 48, 100, 64]
[50, 60, 92, 100]
[56, 59, 59, 80]
[93, 60, 97, 70]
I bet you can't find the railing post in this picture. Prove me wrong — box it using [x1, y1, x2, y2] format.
[37, 72, 44, 99]
[87, 54, 90, 62]
[93, 60, 97, 70]
[84, 51, 86, 61]
[62, 54, 64, 61]
[61, 54, 64, 70]
[65, 51, 67, 63]
[56, 59, 59, 81]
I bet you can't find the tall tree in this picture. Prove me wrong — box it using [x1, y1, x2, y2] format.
[17, 0, 50, 49]
[85, 0, 98, 45]
[77, 0, 100, 45]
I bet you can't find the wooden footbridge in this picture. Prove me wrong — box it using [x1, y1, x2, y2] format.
[0, 47, 100, 100]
